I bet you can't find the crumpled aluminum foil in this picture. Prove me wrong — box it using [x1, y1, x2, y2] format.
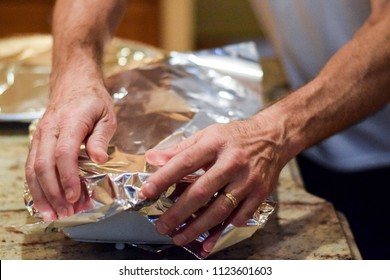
[22, 41, 276, 259]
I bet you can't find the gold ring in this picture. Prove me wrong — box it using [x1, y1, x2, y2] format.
[222, 192, 238, 209]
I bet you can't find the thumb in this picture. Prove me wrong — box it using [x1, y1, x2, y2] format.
[85, 120, 116, 164]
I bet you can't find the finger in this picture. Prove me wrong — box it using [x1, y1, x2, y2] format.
[55, 120, 90, 204]
[200, 194, 268, 256]
[26, 179, 58, 221]
[154, 163, 233, 237]
[25, 135, 57, 221]
[228, 188, 271, 227]
[141, 138, 215, 199]
[175, 183, 263, 251]
[169, 184, 241, 247]
[73, 183, 93, 213]
[201, 220, 230, 255]
[34, 125, 74, 218]
[85, 116, 116, 164]
[144, 149, 171, 166]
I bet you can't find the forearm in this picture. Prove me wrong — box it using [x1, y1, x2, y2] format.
[26, 1, 126, 220]
[51, 0, 126, 87]
[256, 1, 390, 161]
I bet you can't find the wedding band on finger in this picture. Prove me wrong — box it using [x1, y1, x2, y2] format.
[222, 191, 238, 209]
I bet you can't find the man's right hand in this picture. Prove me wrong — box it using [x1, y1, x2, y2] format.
[24, 0, 126, 221]
[25, 71, 117, 221]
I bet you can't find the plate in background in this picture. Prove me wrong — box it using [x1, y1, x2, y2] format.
[0, 34, 165, 122]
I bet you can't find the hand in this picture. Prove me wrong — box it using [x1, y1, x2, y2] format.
[141, 117, 287, 254]
[25, 71, 116, 221]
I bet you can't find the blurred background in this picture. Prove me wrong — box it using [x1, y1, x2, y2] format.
[0, 0, 264, 51]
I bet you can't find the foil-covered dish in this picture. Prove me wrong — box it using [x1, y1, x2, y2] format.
[0, 34, 164, 121]
[21, 38, 276, 259]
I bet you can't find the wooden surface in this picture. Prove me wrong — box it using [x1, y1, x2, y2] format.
[0, 0, 161, 47]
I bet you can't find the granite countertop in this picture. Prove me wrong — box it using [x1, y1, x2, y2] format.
[0, 122, 361, 260]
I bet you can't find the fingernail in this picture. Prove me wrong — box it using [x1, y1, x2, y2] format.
[41, 211, 55, 222]
[65, 188, 75, 202]
[156, 221, 169, 235]
[56, 206, 68, 219]
[203, 240, 217, 253]
[141, 181, 157, 196]
[200, 250, 210, 258]
[173, 234, 188, 246]
[91, 150, 108, 164]
[138, 191, 146, 200]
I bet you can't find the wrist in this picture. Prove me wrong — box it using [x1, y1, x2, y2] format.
[50, 48, 105, 93]
[53, 44, 103, 74]
[253, 78, 326, 162]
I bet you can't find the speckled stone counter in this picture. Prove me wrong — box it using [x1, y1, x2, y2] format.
[0, 122, 361, 260]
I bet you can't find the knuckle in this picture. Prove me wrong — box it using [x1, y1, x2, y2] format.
[170, 215, 182, 227]
[208, 123, 224, 133]
[54, 145, 68, 160]
[75, 119, 92, 134]
[31, 130, 41, 142]
[42, 189, 67, 207]
[54, 144, 77, 161]
[172, 141, 186, 153]
[60, 173, 80, 190]
[161, 213, 180, 229]
[33, 158, 51, 175]
[247, 173, 261, 187]
[32, 196, 48, 209]
[225, 149, 249, 171]
[37, 118, 51, 130]
[102, 116, 117, 133]
[38, 120, 59, 137]
[182, 226, 205, 243]
[153, 173, 171, 189]
[206, 126, 225, 146]
[211, 202, 231, 221]
[231, 148, 248, 164]
[190, 185, 210, 204]
[179, 152, 194, 169]
[212, 166, 230, 183]
[42, 191, 59, 205]
[25, 164, 35, 179]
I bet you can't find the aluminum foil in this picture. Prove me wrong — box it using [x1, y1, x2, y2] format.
[22, 41, 276, 259]
[0, 34, 164, 121]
